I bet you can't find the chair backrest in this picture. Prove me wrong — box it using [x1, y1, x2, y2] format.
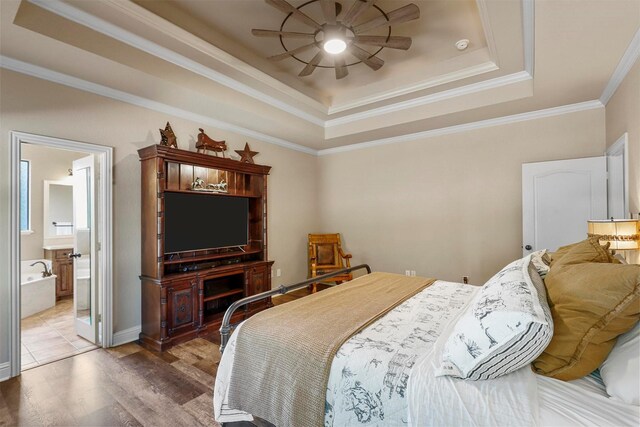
[308, 233, 345, 270]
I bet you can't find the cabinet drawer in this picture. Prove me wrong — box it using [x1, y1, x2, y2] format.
[53, 249, 73, 260]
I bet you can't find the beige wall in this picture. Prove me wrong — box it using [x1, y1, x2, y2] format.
[20, 144, 85, 260]
[0, 70, 319, 364]
[0, 67, 614, 370]
[605, 59, 639, 215]
[317, 108, 606, 285]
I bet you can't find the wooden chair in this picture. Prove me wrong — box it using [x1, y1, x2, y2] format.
[308, 233, 353, 293]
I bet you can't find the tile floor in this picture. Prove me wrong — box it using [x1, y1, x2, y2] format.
[21, 298, 98, 370]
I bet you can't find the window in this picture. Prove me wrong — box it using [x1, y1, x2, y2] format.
[20, 160, 30, 232]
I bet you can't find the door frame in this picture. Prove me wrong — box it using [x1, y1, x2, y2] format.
[9, 131, 113, 377]
[605, 132, 629, 218]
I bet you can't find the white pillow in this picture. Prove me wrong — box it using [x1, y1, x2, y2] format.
[600, 321, 640, 405]
[531, 249, 550, 278]
[437, 255, 553, 380]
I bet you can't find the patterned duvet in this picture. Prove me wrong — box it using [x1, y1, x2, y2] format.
[324, 281, 475, 426]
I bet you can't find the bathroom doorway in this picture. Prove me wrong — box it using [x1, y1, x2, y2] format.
[9, 132, 113, 377]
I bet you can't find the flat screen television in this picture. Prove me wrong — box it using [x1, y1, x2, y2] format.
[164, 192, 249, 253]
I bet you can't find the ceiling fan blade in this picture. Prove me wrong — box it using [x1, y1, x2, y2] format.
[342, 0, 376, 27]
[354, 3, 419, 34]
[352, 35, 412, 50]
[268, 42, 317, 61]
[265, 0, 323, 30]
[320, 0, 336, 25]
[348, 44, 384, 70]
[252, 29, 316, 39]
[334, 56, 348, 79]
[299, 51, 325, 76]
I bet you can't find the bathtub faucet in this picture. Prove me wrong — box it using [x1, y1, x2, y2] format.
[30, 261, 52, 278]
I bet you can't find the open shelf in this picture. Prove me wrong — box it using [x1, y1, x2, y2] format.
[203, 273, 244, 300]
[203, 287, 243, 302]
[203, 295, 239, 320]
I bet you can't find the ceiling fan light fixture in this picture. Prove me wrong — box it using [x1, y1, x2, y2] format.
[255, 0, 420, 79]
[323, 38, 347, 54]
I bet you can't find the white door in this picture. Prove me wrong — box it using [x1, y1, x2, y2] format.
[522, 157, 607, 255]
[71, 155, 100, 344]
[606, 134, 628, 219]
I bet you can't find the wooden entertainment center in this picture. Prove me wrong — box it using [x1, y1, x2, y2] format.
[138, 144, 273, 351]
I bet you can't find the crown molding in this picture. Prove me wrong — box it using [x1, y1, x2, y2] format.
[28, 0, 326, 127]
[100, 0, 327, 114]
[327, 61, 499, 115]
[318, 100, 604, 156]
[324, 71, 532, 128]
[0, 56, 319, 156]
[475, 0, 500, 66]
[522, 0, 535, 76]
[600, 28, 640, 105]
[328, 0, 533, 116]
[27, 0, 534, 126]
[1, 56, 604, 159]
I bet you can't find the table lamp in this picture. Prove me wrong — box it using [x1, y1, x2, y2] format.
[587, 219, 640, 262]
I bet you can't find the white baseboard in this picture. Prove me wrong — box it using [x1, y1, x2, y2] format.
[111, 325, 141, 347]
[0, 362, 11, 382]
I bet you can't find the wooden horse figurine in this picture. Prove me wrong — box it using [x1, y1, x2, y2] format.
[159, 122, 178, 148]
[196, 128, 227, 157]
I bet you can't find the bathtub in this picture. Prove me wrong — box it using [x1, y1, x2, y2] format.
[21, 259, 57, 319]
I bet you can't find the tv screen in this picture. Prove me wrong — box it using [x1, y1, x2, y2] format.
[164, 192, 248, 253]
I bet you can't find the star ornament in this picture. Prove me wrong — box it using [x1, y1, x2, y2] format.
[235, 143, 259, 164]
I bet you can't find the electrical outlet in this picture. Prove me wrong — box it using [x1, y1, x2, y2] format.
[463, 276, 469, 284]
[276, 268, 282, 277]
[410, 270, 416, 277]
[405, 270, 411, 276]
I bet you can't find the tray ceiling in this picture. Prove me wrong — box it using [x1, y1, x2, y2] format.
[1, 0, 638, 151]
[132, 0, 489, 104]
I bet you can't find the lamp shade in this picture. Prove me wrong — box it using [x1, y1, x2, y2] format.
[587, 219, 640, 250]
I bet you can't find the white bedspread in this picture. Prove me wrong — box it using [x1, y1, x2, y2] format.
[538, 374, 640, 427]
[408, 285, 540, 427]
[215, 279, 639, 426]
[215, 280, 543, 426]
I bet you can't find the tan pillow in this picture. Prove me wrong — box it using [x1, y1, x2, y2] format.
[533, 254, 640, 380]
[549, 237, 613, 265]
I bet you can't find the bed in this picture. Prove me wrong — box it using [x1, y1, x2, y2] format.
[214, 241, 640, 427]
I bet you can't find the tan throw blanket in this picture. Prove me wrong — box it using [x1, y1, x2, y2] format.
[227, 272, 436, 427]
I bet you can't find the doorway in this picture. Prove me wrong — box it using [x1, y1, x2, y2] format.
[606, 133, 629, 219]
[9, 132, 113, 377]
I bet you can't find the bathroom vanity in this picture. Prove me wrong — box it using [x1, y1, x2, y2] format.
[44, 247, 74, 299]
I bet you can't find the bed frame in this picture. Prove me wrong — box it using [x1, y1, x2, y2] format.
[219, 264, 372, 353]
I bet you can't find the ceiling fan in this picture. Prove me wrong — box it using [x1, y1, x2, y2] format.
[252, 0, 420, 79]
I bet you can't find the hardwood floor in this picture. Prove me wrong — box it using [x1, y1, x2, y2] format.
[1, 286, 317, 426]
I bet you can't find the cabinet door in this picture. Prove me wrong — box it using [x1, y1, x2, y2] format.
[57, 260, 74, 297]
[166, 280, 198, 336]
[247, 265, 270, 309]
